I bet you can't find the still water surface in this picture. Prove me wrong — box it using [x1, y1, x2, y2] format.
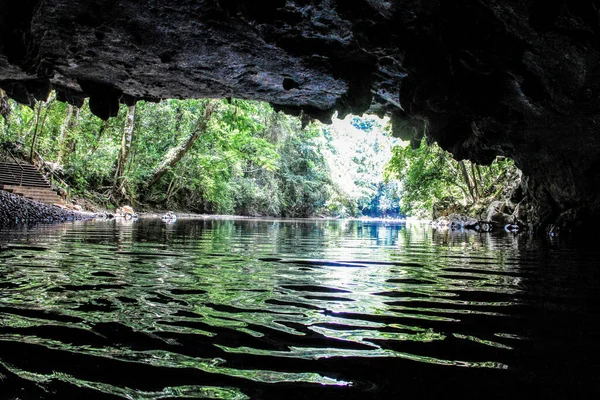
[0, 218, 598, 399]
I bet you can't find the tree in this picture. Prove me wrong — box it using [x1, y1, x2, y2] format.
[146, 99, 217, 189]
[0, 88, 10, 134]
[319, 115, 400, 217]
[2, 93, 414, 217]
[29, 93, 56, 162]
[56, 104, 80, 164]
[385, 137, 519, 218]
[113, 103, 136, 202]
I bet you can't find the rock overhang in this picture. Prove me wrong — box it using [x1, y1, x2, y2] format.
[2, 0, 402, 120]
[1, 0, 600, 233]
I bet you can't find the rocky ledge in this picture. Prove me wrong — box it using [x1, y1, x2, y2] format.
[0, 190, 95, 226]
[1, 1, 599, 233]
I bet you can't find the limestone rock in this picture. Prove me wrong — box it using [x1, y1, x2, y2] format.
[1, 0, 600, 233]
[487, 201, 516, 228]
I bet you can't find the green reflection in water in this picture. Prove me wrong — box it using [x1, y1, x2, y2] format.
[1, 360, 249, 400]
[0, 333, 350, 387]
[0, 218, 533, 397]
[452, 333, 514, 350]
[217, 344, 508, 369]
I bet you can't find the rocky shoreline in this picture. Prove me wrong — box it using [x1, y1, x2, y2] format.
[0, 187, 545, 235]
[431, 214, 520, 233]
[0, 190, 95, 226]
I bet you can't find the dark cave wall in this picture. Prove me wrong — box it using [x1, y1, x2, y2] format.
[1, 0, 600, 232]
[397, 1, 600, 232]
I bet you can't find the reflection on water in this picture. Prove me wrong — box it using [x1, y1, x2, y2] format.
[0, 219, 598, 399]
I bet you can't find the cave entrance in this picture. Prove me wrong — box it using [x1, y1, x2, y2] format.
[1, 93, 522, 223]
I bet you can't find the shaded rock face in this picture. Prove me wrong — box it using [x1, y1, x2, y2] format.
[1, 0, 599, 232]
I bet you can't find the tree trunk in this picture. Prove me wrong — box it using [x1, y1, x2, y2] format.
[113, 104, 136, 201]
[0, 88, 10, 135]
[28, 94, 56, 162]
[445, 158, 469, 203]
[66, 106, 80, 154]
[146, 99, 217, 188]
[165, 174, 182, 206]
[56, 104, 76, 164]
[458, 160, 476, 203]
[29, 102, 43, 162]
[87, 119, 109, 156]
[469, 162, 480, 201]
[475, 164, 484, 187]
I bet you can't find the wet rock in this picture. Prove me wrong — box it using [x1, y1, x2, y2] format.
[477, 222, 493, 232]
[0, 190, 94, 226]
[547, 224, 560, 238]
[513, 200, 529, 226]
[486, 201, 516, 228]
[432, 214, 481, 231]
[504, 224, 520, 232]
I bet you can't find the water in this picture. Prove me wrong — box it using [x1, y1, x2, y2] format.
[0, 218, 598, 399]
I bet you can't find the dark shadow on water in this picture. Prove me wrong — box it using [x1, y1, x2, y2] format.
[0, 219, 599, 399]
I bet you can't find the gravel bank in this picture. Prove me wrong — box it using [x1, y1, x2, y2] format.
[0, 190, 95, 226]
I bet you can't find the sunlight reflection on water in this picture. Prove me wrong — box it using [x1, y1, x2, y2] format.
[1, 218, 599, 398]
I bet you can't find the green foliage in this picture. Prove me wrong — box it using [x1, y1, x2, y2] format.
[322, 116, 401, 218]
[385, 138, 519, 218]
[3, 91, 520, 220]
[276, 122, 331, 217]
[385, 139, 456, 216]
[2, 93, 402, 217]
[66, 103, 124, 194]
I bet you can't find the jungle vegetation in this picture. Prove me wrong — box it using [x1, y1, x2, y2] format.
[0, 90, 519, 219]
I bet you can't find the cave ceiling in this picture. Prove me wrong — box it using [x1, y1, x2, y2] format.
[2, 0, 600, 230]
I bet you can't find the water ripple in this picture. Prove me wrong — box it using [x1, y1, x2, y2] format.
[1, 219, 599, 398]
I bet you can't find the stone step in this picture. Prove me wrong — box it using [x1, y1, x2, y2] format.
[0, 172, 45, 178]
[25, 196, 64, 203]
[21, 195, 62, 202]
[24, 193, 64, 201]
[0, 167, 40, 174]
[0, 175, 43, 181]
[0, 163, 40, 172]
[24, 194, 61, 200]
[0, 172, 47, 179]
[26, 199, 67, 207]
[0, 183, 51, 188]
[1, 183, 65, 205]
[0, 162, 52, 188]
[0, 176, 50, 187]
[0, 170, 48, 176]
[1, 185, 53, 193]
[0, 177, 51, 187]
[0, 161, 37, 166]
[17, 189, 61, 197]
[16, 188, 60, 195]
[6, 185, 52, 191]
[10, 188, 59, 195]
[0, 172, 50, 180]
[0, 164, 44, 173]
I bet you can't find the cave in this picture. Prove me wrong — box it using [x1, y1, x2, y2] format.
[1, 0, 599, 233]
